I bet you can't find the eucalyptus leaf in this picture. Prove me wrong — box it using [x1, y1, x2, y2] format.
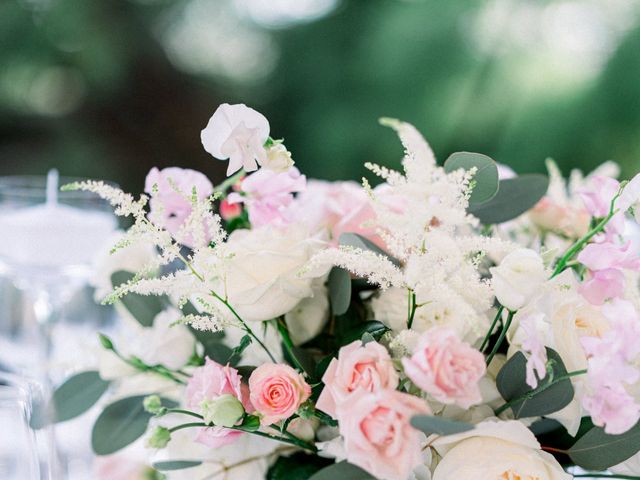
[329, 267, 351, 316]
[339, 232, 401, 267]
[153, 460, 203, 471]
[444, 152, 499, 205]
[92, 395, 176, 455]
[469, 174, 549, 224]
[308, 461, 376, 480]
[31, 371, 110, 428]
[410, 415, 474, 436]
[339, 320, 390, 346]
[496, 348, 573, 418]
[111, 270, 167, 327]
[267, 452, 333, 480]
[568, 421, 640, 470]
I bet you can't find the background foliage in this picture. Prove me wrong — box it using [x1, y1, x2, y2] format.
[2, 0, 640, 191]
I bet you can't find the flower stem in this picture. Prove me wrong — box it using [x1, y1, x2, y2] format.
[485, 309, 515, 366]
[407, 289, 417, 329]
[480, 306, 504, 353]
[276, 318, 307, 374]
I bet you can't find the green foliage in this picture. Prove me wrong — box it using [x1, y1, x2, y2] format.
[496, 348, 574, 418]
[92, 395, 177, 456]
[152, 460, 202, 472]
[308, 461, 376, 480]
[410, 415, 474, 436]
[469, 174, 549, 224]
[111, 271, 167, 327]
[339, 320, 390, 346]
[568, 421, 640, 470]
[443, 152, 499, 205]
[31, 371, 110, 428]
[328, 267, 351, 316]
[267, 453, 333, 480]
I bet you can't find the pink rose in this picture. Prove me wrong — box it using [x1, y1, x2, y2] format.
[316, 340, 398, 418]
[227, 167, 306, 227]
[529, 197, 590, 237]
[402, 328, 485, 408]
[185, 358, 252, 448]
[144, 167, 214, 248]
[219, 198, 242, 221]
[249, 363, 311, 425]
[337, 390, 431, 480]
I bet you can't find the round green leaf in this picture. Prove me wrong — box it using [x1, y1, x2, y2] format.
[568, 421, 640, 470]
[410, 415, 474, 436]
[444, 152, 499, 205]
[153, 460, 202, 471]
[308, 461, 375, 480]
[329, 267, 351, 316]
[469, 174, 549, 224]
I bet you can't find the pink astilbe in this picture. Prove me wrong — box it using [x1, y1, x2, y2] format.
[227, 167, 306, 227]
[581, 300, 640, 434]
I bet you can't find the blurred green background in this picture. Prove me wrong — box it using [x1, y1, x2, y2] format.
[2, 0, 640, 192]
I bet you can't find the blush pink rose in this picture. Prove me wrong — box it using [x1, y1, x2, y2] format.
[219, 198, 242, 220]
[337, 389, 431, 480]
[248, 363, 311, 425]
[144, 167, 214, 248]
[316, 340, 399, 418]
[185, 357, 252, 448]
[402, 328, 486, 408]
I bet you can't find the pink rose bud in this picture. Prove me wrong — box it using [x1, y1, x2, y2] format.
[219, 198, 242, 221]
[185, 358, 252, 448]
[338, 390, 431, 480]
[402, 328, 486, 408]
[316, 340, 398, 418]
[249, 363, 311, 425]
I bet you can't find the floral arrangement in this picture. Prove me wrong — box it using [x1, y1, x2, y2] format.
[44, 103, 640, 480]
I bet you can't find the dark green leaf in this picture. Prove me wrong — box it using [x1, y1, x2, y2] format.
[568, 421, 640, 470]
[496, 348, 573, 418]
[329, 267, 351, 316]
[267, 452, 333, 480]
[315, 355, 335, 380]
[308, 461, 376, 480]
[236, 365, 257, 379]
[153, 460, 202, 471]
[361, 332, 375, 344]
[340, 320, 390, 346]
[410, 415, 474, 436]
[228, 334, 252, 364]
[241, 415, 261, 431]
[92, 395, 176, 455]
[111, 271, 167, 327]
[444, 152, 499, 205]
[339, 233, 401, 267]
[32, 371, 110, 428]
[469, 174, 549, 224]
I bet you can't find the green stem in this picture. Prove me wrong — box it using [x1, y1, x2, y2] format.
[214, 170, 245, 195]
[166, 408, 204, 420]
[494, 369, 587, 416]
[210, 290, 277, 363]
[105, 343, 186, 385]
[485, 309, 515, 366]
[169, 422, 205, 433]
[313, 409, 338, 427]
[480, 306, 504, 353]
[407, 289, 417, 329]
[276, 318, 307, 374]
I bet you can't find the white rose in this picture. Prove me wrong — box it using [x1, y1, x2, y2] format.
[221, 224, 318, 322]
[136, 308, 195, 370]
[490, 248, 547, 311]
[263, 143, 294, 173]
[285, 279, 329, 345]
[431, 419, 571, 480]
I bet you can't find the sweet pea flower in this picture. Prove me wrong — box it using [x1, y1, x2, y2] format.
[201, 103, 270, 176]
[185, 358, 252, 448]
[579, 175, 625, 238]
[145, 167, 214, 248]
[227, 167, 306, 227]
[337, 389, 431, 480]
[248, 363, 311, 425]
[402, 328, 485, 408]
[316, 340, 399, 418]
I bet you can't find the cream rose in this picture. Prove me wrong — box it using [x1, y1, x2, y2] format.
[490, 248, 547, 311]
[221, 224, 319, 322]
[431, 419, 571, 480]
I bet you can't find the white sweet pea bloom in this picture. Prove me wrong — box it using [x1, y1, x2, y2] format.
[490, 248, 547, 311]
[201, 103, 270, 175]
[431, 419, 571, 480]
[263, 143, 294, 173]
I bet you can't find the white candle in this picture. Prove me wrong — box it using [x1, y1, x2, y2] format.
[0, 170, 117, 270]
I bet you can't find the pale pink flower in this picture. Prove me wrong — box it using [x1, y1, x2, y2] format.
[581, 300, 640, 434]
[579, 268, 626, 305]
[580, 175, 620, 218]
[316, 340, 399, 418]
[519, 313, 548, 388]
[227, 167, 306, 227]
[529, 197, 590, 237]
[185, 358, 252, 448]
[200, 103, 270, 175]
[337, 389, 431, 480]
[248, 363, 311, 425]
[219, 198, 243, 221]
[402, 328, 485, 408]
[144, 167, 214, 248]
